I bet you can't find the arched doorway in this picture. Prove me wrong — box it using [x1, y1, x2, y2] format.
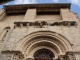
[34, 48, 55, 60]
[16, 31, 73, 59]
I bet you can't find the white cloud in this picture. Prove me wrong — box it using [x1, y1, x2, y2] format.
[14, 0, 37, 4]
[69, 0, 80, 7]
[14, 0, 80, 7]
[3, 3, 9, 5]
[14, 0, 59, 4]
[52, 0, 59, 3]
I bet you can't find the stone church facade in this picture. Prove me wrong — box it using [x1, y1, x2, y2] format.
[0, 3, 80, 60]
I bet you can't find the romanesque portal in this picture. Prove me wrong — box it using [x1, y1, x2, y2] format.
[0, 3, 80, 60]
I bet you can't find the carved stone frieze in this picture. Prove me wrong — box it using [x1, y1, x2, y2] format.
[0, 51, 24, 60]
[14, 21, 77, 29]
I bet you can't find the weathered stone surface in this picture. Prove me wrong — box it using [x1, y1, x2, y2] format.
[0, 3, 80, 60]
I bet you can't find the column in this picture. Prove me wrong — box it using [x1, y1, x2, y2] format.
[75, 52, 80, 60]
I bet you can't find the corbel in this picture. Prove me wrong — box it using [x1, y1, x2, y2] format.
[68, 22, 70, 27]
[20, 23, 23, 28]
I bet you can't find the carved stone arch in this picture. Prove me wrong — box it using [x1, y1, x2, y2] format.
[16, 31, 72, 50]
[25, 37, 63, 54]
[26, 41, 62, 58]
[15, 31, 73, 59]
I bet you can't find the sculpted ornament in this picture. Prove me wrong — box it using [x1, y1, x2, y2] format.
[25, 37, 64, 53]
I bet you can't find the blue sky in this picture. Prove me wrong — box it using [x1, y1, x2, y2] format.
[0, 0, 80, 19]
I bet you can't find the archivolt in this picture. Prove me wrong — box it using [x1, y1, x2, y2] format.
[25, 37, 63, 54]
[16, 31, 73, 54]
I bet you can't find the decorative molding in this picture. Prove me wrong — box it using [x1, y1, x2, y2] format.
[14, 21, 77, 28]
[24, 37, 64, 55]
[4, 3, 71, 14]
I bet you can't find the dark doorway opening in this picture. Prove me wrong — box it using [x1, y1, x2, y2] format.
[34, 48, 55, 60]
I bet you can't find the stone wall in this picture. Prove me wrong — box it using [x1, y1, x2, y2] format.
[0, 9, 5, 16]
[36, 15, 61, 21]
[60, 8, 73, 21]
[1, 25, 80, 51]
[0, 53, 12, 60]
[23, 9, 36, 22]
[0, 7, 80, 60]
[0, 15, 24, 28]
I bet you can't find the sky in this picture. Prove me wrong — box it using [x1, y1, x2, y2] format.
[0, 0, 80, 19]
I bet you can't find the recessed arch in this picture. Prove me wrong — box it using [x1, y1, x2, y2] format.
[16, 31, 73, 59]
[26, 38, 63, 55]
